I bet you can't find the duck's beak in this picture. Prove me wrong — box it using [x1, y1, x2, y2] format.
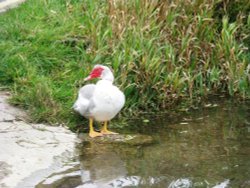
[84, 75, 92, 81]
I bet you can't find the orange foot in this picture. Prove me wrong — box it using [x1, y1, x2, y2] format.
[89, 131, 103, 138]
[101, 130, 119, 135]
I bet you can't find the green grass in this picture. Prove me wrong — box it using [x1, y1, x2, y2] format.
[0, 0, 249, 129]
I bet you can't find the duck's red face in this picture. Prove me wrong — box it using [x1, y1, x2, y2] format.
[84, 66, 104, 81]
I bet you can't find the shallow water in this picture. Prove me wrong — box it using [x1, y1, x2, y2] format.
[36, 99, 250, 188]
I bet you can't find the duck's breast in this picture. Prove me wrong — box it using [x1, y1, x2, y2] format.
[91, 83, 125, 121]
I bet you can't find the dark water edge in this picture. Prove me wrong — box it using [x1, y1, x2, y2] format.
[36, 98, 250, 188]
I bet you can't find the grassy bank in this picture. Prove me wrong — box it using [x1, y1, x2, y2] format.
[0, 0, 249, 129]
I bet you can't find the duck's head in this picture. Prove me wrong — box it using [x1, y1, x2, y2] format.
[84, 65, 114, 82]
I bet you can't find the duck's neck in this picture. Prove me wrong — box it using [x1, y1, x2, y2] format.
[101, 70, 114, 83]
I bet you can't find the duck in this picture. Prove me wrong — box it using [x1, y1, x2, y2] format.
[73, 64, 125, 138]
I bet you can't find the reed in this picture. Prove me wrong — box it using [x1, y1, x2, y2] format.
[0, 0, 249, 128]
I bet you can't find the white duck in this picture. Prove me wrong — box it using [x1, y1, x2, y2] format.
[73, 65, 125, 138]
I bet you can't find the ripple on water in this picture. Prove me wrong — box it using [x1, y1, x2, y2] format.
[34, 99, 250, 188]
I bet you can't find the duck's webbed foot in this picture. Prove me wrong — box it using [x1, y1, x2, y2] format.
[89, 130, 103, 138]
[101, 121, 119, 135]
[89, 118, 103, 138]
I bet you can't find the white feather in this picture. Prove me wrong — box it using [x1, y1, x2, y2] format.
[91, 80, 125, 121]
[73, 65, 125, 122]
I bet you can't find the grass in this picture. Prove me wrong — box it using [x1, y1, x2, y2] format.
[0, 0, 249, 129]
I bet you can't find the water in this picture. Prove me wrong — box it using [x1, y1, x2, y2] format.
[36, 99, 250, 188]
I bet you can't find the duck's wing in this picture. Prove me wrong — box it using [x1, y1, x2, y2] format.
[73, 84, 96, 117]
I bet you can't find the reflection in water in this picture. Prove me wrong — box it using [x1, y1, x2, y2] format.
[37, 99, 250, 188]
[212, 179, 230, 188]
[77, 142, 127, 188]
[168, 178, 193, 188]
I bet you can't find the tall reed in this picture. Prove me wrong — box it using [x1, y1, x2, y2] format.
[0, 0, 249, 128]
